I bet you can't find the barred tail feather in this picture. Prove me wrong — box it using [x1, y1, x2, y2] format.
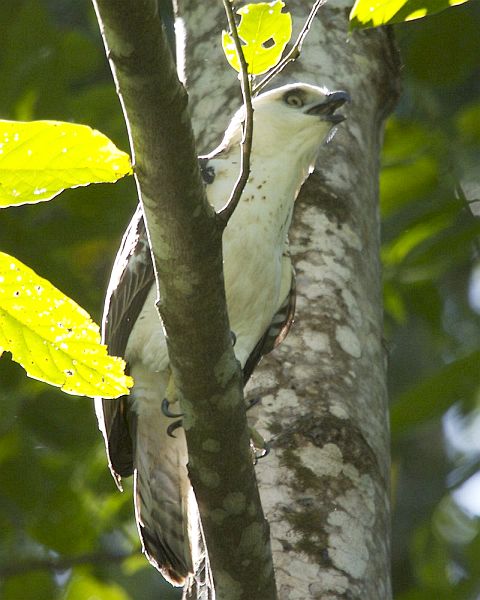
[184, 537, 215, 600]
[133, 399, 195, 585]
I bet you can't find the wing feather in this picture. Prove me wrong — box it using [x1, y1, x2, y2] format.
[95, 205, 155, 482]
[243, 265, 296, 383]
[96, 163, 217, 484]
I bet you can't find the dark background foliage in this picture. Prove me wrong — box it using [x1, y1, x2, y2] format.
[0, 1, 479, 598]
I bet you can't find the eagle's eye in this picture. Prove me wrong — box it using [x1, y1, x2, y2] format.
[284, 92, 304, 108]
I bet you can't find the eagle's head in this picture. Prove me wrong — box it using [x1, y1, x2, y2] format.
[223, 83, 349, 162]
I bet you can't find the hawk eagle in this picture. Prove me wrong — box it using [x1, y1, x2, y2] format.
[95, 83, 348, 592]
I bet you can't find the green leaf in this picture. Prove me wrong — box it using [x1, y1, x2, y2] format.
[0, 119, 132, 207]
[121, 554, 150, 575]
[391, 351, 480, 436]
[222, 1, 292, 76]
[349, 0, 470, 29]
[384, 280, 407, 323]
[456, 101, 480, 145]
[380, 118, 441, 219]
[64, 572, 132, 600]
[382, 212, 452, 267]
[0, 252, 133, 398]
[411, 522, 450, 592]
[3, 571, 56, 600]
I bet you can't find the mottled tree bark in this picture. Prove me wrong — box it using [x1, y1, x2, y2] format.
[177, 0, 400, 598]
[92, 2, 276, 599]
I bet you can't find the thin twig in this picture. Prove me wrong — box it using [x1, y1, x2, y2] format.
[253, 0, 327, 96]
[0, 550, 135, 578]
[218, 0, 254, 225]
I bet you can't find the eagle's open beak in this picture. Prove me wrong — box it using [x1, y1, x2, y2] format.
[307, 91, 350, 124]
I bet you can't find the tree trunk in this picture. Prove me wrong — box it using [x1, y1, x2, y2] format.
[177, 0, 400, 598]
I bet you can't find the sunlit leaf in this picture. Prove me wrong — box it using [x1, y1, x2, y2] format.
[349, 0, 470, 29]
[0, 119, 132, 207]
[222, 1, 292, 75]
[0, 252, 132, 397]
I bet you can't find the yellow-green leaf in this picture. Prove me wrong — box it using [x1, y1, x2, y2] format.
[222, 1, 292, 76]
[0, 120, 132, 207]
[64, 573, 132, 600]
[349, 0, 470, 29]
[0, 252, 133, 398]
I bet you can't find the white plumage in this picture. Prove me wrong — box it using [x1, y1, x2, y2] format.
[95, 83, 348, 594]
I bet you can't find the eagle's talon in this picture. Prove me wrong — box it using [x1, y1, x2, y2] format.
[162, 398, 184, 419]
[231, 330, 237, 347]
[249, 426, 270, 464]
[167, 419, 183, 438]
[255, 441, 271, 462]
[246, 396, 261, 411]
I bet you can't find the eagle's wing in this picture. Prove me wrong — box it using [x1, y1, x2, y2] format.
[96, 206, 296, 482]
[95, 204, 155, 484]
[243, 262, 296, 384]
[96, 161, 218, 485]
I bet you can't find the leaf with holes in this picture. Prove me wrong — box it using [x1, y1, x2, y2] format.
[222, 1, 292, 76]
[349, 0, 470, 29]
[0, 252, 133, 398]
[0, 120, 132, 207]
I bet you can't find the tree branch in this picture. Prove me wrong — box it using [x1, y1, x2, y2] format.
[252, 0, 327, 96]
[217, 0, 254, 225]
[91, 1, 276, 598]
